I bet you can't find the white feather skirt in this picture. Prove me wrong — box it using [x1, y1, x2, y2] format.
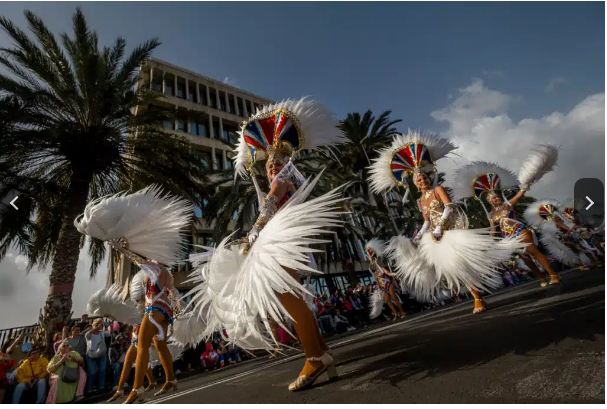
[539, 225, 590, 266]
[369, 289, 385, 319]
[417, 228, 525, 294]
[179, 173, 345, 351]
[386, 235, 440, 303]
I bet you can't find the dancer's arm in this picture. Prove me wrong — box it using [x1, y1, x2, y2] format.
[433, 186, 453, 239]
[246, 179, 290, 245]
[506, 188, 526, 208]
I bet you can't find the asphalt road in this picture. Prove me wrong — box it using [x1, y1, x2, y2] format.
[115, 267, 605, 404]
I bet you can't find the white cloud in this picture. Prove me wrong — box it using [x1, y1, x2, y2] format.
[545, 76, 566, 94]
[0, 246, 106, 328]
[431, 79, 605, 202]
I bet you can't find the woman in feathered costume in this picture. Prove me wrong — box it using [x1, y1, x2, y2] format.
[562, 207, 604, 262]
[453, 147, 561, 287]
[75, 186, 192, 403]
[524, 200, 598, 269]
[365, 239, 406, 320]
[183, 98, 345, 392]
[369, 131, 524, 314]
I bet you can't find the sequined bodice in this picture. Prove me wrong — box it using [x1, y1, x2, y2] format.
[418, 189, 466, 230]
[490, 204, 526, 237]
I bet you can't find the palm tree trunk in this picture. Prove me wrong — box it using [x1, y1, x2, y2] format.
[36, 172, 91, 355]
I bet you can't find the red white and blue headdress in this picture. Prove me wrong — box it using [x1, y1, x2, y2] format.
[233, 98, 342, 178]
[523, 199, 562, 226]
[368, 130, 456, 195]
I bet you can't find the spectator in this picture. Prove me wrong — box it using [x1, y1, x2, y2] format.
[78, 314, 90, 332]
[11, 346, 48, 404]
[332, 309, 352, 334]
[0, 351, 16, 403]
[84, 318, 110, 394]
[67, 326, 87, 359]
[46, 340, 86, 403]
[108, 335, 127, 390]
[200, 343, 219, 371]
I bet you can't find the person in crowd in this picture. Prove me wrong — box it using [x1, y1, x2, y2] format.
[0, 350, 16, 403]
[11, 346, 48, 404]
[109, 334, 127, 390]
[67, 326, 87, 359]
[200, 343, 219, 371]
[332, 309, 352, 334]
[46, 340, 86, 403]
[78, 314, 90, 332]
[6, 333, 27, 365]
[84, 318, 110, 394]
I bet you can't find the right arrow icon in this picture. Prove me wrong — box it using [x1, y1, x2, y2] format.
[585, 196, 594, 211]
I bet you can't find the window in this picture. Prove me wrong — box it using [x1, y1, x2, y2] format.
[162, 119, 174, 130]
[245, 100, 252, 115]
[236, 97, 244, 117]
[187, 80, 197, 102]
[208, 88, 217, 109]
[176, 78, 186, 99]
[199, 84, 208, 105]
[211, 118, 219, 139]
[151, 69, 163, 92]
[228, 94, 236, 114]
[214, 150, 223, 170]
[222, 128, 231, 143]
[188, 120, 198, 136]
[164, 74, 174, 96]
[197, 121, 208, 137]
[199, 151, 212, 170]
[218, 91, 226, 111]
[176, 118, 187, 132]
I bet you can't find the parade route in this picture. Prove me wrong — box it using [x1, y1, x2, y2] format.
[106, 267, 604, 404]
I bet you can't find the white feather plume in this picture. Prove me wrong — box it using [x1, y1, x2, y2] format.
[86, 285, 141, 324]
[452, 161, 518, 201]
[368, 130, 457, 194]
[184, 172, 345, 350]
[129, 270, 146, 304]
[234, 97, 344, 178]
[369, 288, 385, 319]
[523, 199, 562, 227]
[517, 145, 559, 188]
[538, 224, 591, 266]
[74, 185, 193, 266]
[170, 311, 209, 348]
[365, 238, 387, 257]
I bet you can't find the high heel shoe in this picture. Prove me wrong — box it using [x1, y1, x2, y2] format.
[106, 390, 123, 402]
[472, 299, 487, 314]
[154, 380, 177, 397]
[144, 382, 157, 392]
[123, 387, 145, 404]
[288, 352, 338, 392]
[548, 275, 561, 285]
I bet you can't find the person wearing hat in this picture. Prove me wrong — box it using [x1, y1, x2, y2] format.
[11, 346, 48, 404]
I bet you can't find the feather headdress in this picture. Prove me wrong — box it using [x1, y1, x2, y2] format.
[453, 161, 518, 202]
[517, 144, 558, 189]
[233, 97, 343, 178]
[365, 238, 387, 257]
[368, 130, 456, 195]
[523, 199, 562, 226]
[74, 185, 193, 266]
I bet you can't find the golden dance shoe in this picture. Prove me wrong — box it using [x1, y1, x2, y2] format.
[123, 387, 145, 404]
[539, 280, 549, 288]
[288, 352, 338, 392]
[548, 275, 561, 285]
[106, 390, 123, 402]
[154, 380, 177, 397]
[472, 299, 487, 314]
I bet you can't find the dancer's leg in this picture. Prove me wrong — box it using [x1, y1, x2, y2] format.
[469, 287, 486, 314]
[388, 285, 406, 317]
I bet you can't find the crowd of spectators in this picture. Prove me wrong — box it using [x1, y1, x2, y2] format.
[0, 316, 251, 404]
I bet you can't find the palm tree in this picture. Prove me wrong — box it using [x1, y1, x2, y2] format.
[0, 8, 208, 350]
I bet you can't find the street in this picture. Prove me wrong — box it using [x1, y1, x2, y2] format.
[119, 267, 604, 404]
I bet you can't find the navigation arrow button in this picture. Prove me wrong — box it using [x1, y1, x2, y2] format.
[9, 196, 18, 210]
[585, 196, 594, 211]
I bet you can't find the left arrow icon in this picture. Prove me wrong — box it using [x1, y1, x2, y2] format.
[10, 196, 19, 210]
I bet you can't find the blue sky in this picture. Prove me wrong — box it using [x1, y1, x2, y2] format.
[0, 2, 604, 326]
[0, 2, 603, 128]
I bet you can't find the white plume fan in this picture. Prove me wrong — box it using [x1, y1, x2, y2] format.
[74, 185, 193, 266]
[233, 97, 344, 178]
[452, 161, 518, 202]
[365, 238, 387, 257]
[523, 199, 562, 227]
[368, 130, 457, 194]
[86, 285, 141, 325]
[369, 288, 385, 319]
[517, 144, 559, 189]
[129, 269, 146, 304]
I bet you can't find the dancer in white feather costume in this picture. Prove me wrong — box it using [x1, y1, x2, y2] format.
[524, 200, 597, 269]
[75, 185, 192, 403]
[453, 155, 561, 288]
[185, 98, 345, 392]
[364, 239, 406, 320]
[369, 131, 525, 314]
[562, 207, 604, 263]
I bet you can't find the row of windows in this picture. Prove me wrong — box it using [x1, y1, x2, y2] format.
[150, 69, 264, 117]
[162, 118, 239, 145]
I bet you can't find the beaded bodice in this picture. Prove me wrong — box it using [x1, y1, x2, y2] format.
[489, 203, 526, 237]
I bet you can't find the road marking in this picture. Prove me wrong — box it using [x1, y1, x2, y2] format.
[149, 267, 582, 403]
